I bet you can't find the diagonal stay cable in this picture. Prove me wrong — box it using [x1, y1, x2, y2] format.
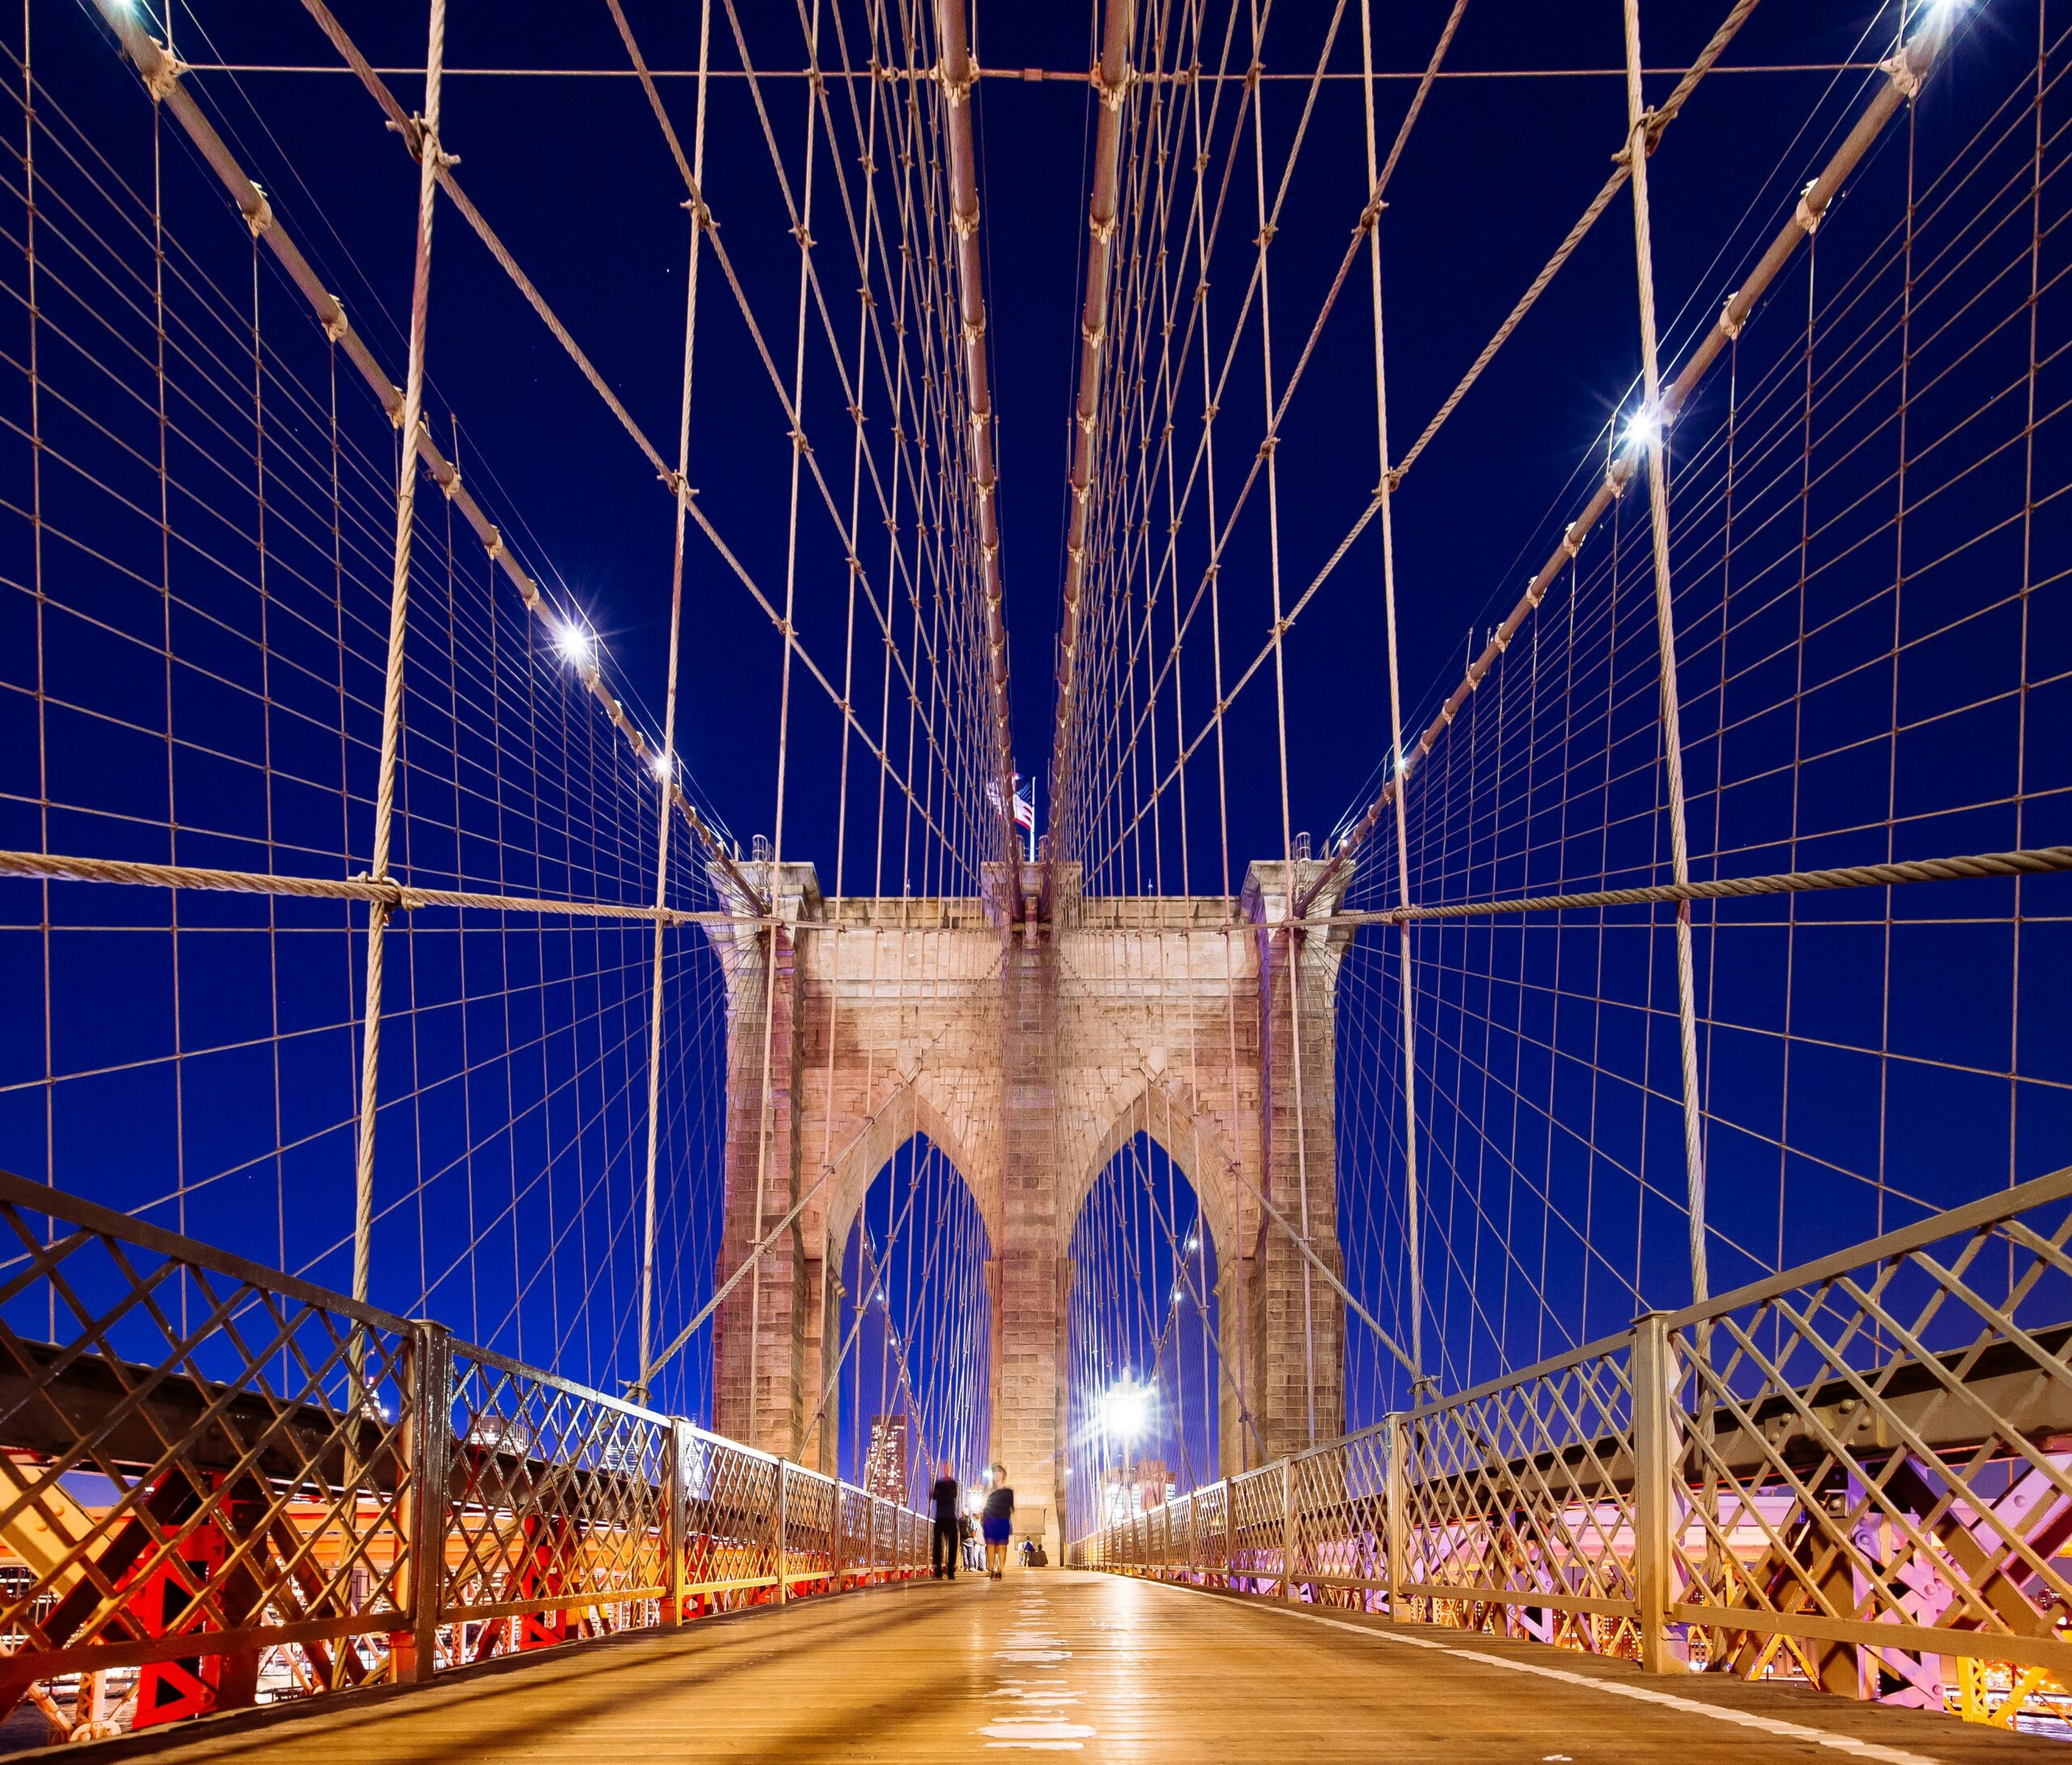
[1298, 6, 1957, 915]
[1098, 0, 1760, 875]
[297, 0, 956, 859]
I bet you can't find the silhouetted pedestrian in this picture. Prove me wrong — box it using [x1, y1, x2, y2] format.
[929, 1460, 960, 1579]
[981, 1465, 1014, 1580]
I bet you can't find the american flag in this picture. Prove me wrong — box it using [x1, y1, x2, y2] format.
[991, 773, 1038, 860]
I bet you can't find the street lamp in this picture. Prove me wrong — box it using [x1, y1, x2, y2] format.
[1100, 1378, 1152, 1445]
[1623, 406, 1661, 453]
[553, 617, 595, 670]
[1100, 1377, 1156, 1521]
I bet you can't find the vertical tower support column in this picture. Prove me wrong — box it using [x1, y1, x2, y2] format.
[996, 921, 1064, 1560]
[709, 862, 820, 1456]
[1245, 861, 1347, 1460]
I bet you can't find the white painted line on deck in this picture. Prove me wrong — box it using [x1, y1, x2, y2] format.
[1143, 1580, 1945, 1765]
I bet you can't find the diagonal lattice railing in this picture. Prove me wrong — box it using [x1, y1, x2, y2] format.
[0, 1169, 926, 1739]
[1076, 1163, 2072, 1729]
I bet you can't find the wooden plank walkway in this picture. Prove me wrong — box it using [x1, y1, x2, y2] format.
[53, 1572, 2066, 1763]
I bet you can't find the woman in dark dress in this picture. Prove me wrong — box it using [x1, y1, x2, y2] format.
[980, 1465, 1014, 1580]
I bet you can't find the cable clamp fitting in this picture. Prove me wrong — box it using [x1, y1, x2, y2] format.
[319, 299, 350, 345]
[1093, 60, 1132, 112]
[142, 45, 190, 103]
[1560, 522, 1581, 561]
[1717, 298, 1743, 342]
[1794, 180, 1824, 235]
[392, 113, 457, 172]
[244, 186, 274, 240]
[1882, 50, 1924, 102]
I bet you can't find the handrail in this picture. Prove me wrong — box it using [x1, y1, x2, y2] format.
[0, 1174, 928, 1738]
[1076, 1169, 2072, 1723]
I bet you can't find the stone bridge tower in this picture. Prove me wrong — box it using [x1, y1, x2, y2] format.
[703, 858, 1348, 1559]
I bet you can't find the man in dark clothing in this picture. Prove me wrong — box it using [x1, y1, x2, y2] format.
[928, 1461, 960, 1579]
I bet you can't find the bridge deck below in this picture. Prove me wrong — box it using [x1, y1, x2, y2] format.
[110, 1572, 2052, 1763]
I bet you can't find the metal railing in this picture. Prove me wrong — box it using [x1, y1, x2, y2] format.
[0, 1169, 925, 1742]
[1076, 1165, 2072, 1730]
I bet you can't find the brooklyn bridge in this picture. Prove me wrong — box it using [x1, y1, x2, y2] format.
[0, 0, 2069, 1754]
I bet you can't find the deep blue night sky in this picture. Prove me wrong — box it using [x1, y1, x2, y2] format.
[4, 0, 2066, 1465]
[25, 1, 1955, 871]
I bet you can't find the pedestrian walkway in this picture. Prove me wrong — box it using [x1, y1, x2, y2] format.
[97, 1572, 2058, 1762]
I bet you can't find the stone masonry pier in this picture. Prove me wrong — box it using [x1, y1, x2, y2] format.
[705, 859, 1350, 1559]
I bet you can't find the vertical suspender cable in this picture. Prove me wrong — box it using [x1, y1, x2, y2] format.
[1047, 0, 1135, 905]
[748, 0, 826, 1451]
[935, 0, 1022, 886]
[1621, 0, 1709, 1307]
[352, 0, 448, 1309]
[637, 0, 714, 1398]
[1359, 0, 1427, 1387]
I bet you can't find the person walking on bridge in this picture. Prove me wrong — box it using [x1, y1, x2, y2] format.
[980, 1466, 1014, 1580]
[928, 1461, 960, 1580]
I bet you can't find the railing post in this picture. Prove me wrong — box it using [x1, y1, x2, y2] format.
[1225, 1480, 1237, 1590]
[868, 1493, 879, 1582]
[831, 1482, 844, 1593]
[1282, 1458, 1298, 1604]
[1631, 1311, 1676, 1673]
[664, 1419, 693, 1623]
[1385, 1413, 1407, 1620]
[398, 1320, 450, 1685]
[776, 1462, 789, 1605]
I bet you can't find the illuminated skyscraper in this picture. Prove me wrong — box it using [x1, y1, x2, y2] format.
[864, 1412, 910, 1504]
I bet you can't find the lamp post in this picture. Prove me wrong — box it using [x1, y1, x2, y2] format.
[1101, 1378, 1154, 1526]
